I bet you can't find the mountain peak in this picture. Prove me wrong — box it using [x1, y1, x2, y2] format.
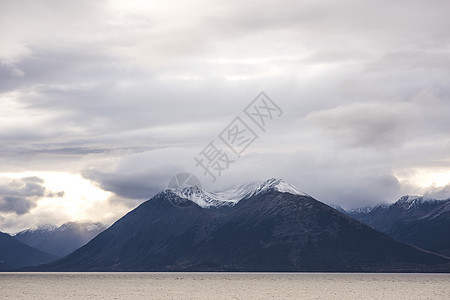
[397, 195, 422, 203]
[14, 222, 108, 257]
[395, 195, 443, 210]
[161, 178, 308, 208]
[253, 178, 308, 196]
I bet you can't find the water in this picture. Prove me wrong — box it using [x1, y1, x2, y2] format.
[1, 273, 449, 299]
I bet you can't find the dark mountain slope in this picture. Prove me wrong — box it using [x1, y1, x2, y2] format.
[347, 196, 444, 232]
[40, 184, 449, 272]
[347, 197, 450, 256]
[0, 231, 58, 271]
[386, 202, 450, 256]
[172, 192, 448, 272]
[15, 222, 108, 257]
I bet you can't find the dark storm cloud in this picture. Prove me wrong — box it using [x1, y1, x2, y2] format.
[0, 196, 36, 215]
[0, 177, 45, 197]
[83, 169, 162, 201]
[82, 148, 196, 201]
[0, 176, 63, 215]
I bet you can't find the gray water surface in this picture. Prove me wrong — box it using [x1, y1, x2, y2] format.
[1, 272, 449, 299]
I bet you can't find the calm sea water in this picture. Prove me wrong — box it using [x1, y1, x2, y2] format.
[1, 272, 449, 299]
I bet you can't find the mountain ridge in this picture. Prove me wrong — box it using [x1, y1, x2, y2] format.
[34, 179, 450, 272]
[14, 222, 108, 257]
[162, 178, 308, 208]
[346, 196, 450, 256]
[0, 231, 58, 271]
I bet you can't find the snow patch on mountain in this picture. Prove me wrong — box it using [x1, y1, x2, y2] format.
[349, 206, 376, 214]
[424, 200, 450, 219]
[395, 195, 443, 210]
[162, 178, 309, 208]
[19, 224, 58, 234]
[349, 203, 389, 214]
[349, 195, 447, 215]
[14, 222, 107, 236]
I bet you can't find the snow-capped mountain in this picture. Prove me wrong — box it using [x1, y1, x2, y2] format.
[329, 204, 346, 214]
[15, 222, 108, 257]
[347, 195, 438, 216]
[349, 205, 378, 214]
[162, 178, 308, 208]
[347, 195, 447, 229]
[426, 201, 450, 219]
[395, 195, 443, 210]
[37, 179, 449, 272]
[346, 196, 450, 256]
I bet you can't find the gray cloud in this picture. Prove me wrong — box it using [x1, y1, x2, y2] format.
[304, 102, 416, 148]
[423, 185, 450, 200]
[80, 146, 412, 210]
[46, 191, 65, 198]
[0, 196, 35, 215]
[1, 0, 450, 230]
[82, 148, 196, 202]
[0, 177, 45, 197]
[0, 177, 64, 215]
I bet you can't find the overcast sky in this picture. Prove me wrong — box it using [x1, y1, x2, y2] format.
[1, 0, 450, 233]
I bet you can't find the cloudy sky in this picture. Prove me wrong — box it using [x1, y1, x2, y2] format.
[1, 0, 449, 233]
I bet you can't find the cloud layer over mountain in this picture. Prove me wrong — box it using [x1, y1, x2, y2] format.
[1, 0, 449, 231]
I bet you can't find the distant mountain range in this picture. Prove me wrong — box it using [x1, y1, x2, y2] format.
[346, 196, 450, 256]
[36, 179, 449, 272]
[0, 231, 58, 271]
[14, 222, 108, 257]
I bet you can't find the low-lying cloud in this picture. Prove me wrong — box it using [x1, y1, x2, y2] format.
[0, 176, 64, 215]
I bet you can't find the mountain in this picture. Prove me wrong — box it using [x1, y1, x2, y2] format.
[14, 222, 108, 257]
[384, 200, 450, 256]
[347, 196, 445, 232]
[329, 204, 347, 214]
[39, 179, 449, 272]
[0, 231, 58, 271]
[347, 196, 450, 256]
